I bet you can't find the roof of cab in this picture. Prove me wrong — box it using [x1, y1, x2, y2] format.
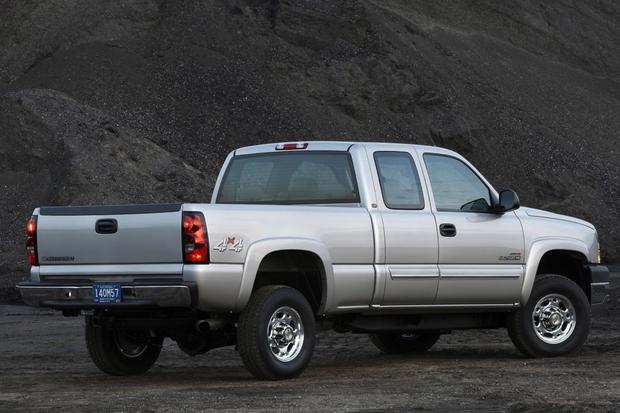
[234, 141, 457, 156]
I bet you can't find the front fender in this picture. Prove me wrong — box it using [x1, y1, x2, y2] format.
[235, 237, 334, 313]
[521, 238, 590, 304]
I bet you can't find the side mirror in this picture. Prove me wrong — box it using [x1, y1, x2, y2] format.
[494, 189, 520, 214]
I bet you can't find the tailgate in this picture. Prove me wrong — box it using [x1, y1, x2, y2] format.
[36, 204, 183, 265]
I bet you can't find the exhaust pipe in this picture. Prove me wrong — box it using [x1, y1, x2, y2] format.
[195, 320, 210, 333]
[195, 319, 227, 333]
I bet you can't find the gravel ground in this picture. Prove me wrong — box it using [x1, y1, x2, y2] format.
[0, 275, 618, 412]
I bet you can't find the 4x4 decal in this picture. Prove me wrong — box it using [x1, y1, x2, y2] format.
[214, 236, 244, 253]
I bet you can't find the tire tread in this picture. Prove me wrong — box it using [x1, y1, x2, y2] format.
[507, 274, 590, 358]
[85, 317, 162, 376]
[237, 285, 315, 380]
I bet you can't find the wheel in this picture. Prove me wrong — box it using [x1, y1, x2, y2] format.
[507, 274, 590, 357]
[237, 286, 316, 380]
[85, 316, 163, 375]
[369, 331, 441, 354]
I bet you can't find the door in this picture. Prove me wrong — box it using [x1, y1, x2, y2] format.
[368, 148, 439, 306]
[421, 153, 525, 305]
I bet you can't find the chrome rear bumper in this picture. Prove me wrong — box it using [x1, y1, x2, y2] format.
[17, 282, 194, 309]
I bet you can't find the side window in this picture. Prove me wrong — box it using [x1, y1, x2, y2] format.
[423, 154, 491, 212]
[374, 152, 424, 210]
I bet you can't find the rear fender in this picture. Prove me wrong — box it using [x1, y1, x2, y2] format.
[235, 238, 333, 313]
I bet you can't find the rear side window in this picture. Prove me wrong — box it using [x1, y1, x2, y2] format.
[216, 152, 359, 204]
[423, 154, 491, 212]
[374, 152, 424, 210]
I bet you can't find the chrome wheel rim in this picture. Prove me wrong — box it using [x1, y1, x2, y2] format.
[267, 306, 304, 362]
[532, 294, 576, 344]
[113, 330, 149, 358]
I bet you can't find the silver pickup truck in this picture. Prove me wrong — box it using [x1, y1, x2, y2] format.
[19, 141, 610, 380]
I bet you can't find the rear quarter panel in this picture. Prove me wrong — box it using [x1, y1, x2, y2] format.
[183, 204, 375, 312]
[186, 204, 374, 265]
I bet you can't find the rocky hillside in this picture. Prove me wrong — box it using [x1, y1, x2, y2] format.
[1, 0, 619, 299]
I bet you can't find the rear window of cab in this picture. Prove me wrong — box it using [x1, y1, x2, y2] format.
[216, 151, 360, 204]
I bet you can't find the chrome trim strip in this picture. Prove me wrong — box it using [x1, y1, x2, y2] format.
[375, 303, 519, 309]
[390, 274, 439, 278]
[336, 305, 372, 310]
[440, 274, 521, 280]
[438, 264, 523, 280]
[388, 265, 439, 279]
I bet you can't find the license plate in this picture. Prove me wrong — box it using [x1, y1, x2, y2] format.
[92, 283, 122, 303]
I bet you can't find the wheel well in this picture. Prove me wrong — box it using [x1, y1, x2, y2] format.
[253, 250, 325, 313]
[536, 250, 590, 301]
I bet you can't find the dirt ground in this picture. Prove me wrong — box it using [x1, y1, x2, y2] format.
[1, 277, 619, 413]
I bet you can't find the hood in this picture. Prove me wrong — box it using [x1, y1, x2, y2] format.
[521, 207, 595, 230]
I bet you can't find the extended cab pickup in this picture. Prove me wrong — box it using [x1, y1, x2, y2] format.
[19, 141, 610, 379]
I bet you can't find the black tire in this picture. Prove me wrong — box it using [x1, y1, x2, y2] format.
[85, 317, 163, 376]
[369, 332, 441, 354]
[507, 274, 590, 357]
[237, 286, 316, 380]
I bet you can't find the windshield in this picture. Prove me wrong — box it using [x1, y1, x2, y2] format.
[216, 151, 360, 204]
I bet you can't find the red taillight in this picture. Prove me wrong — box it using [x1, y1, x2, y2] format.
[26, 216, 38, 266]
[275, 142, 308, 150]
[182, 212, 208, 264]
